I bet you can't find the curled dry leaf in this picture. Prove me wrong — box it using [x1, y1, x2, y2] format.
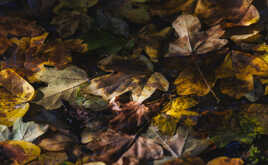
[0, 140, 41, 165]
[168, 14, 227, 57]
[0, 69, 35, 126]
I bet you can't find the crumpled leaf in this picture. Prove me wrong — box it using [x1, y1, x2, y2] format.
[31, 65, 89, 110]
[155, 157, 205, 165]
[167, 14, 227, 57]
[51, 11, 92, 38]
[0, 140, 41, 165]
[0, 69, 35, 126]
[0, 118, 48, 142]
[84, 55, 168, 103]
[195, 0, 260, 27]
[207, 156, 244, 165]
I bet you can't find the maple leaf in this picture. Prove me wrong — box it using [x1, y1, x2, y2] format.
[84, 55, 169, 104]
[195, 0, 260, 27]
[0, 140, 41, 165]
[0, 69, 35, 126]
[167, 14, 228, 57]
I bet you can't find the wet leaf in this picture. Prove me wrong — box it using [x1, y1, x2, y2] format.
[0, 118, 48, 142]
[84, 55, 168, 103]
[167, 14, 227, 57]
[0, 140, 41, 165]
[28, 152, 69, 165]
[53, 0, 98, 14]
[31, 65, 89, 110]
[38, 133, 74, 151]
[0, 69, 35, 126]
[207, 156, 244, 165]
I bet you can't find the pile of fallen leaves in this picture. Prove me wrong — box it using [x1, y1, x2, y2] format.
[0, 0, 268, 164]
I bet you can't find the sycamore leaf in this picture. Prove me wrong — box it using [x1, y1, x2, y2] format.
[84, 55, 168, 103]
[216, 50, 268, 98]
[195, 0, 260, 27]
[174, 66, 216, 96]
[0, 118, 48, 142]
[31, 66, 89, 110]
[168, 14, 227, 57]
[207, 157, 244, 165]
[163, 97, 199, 121]
[0, 140, 41, 165]
[0, 69, 35, 126]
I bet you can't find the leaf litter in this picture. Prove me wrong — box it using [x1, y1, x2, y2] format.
[0, 0, 268, 164]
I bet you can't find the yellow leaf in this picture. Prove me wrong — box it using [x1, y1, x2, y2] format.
[153, 114, 178, 135]
[0, 140, 41, 165]
[174, 66, 216, 96]
[207, 156, 244, 165]
[145, 46, 159, 63]
[0, 69, 34, 126]
[163, 97, 199, 120]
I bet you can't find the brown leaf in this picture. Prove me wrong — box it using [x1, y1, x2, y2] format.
[207, 156, 244, 165]
[38, 133, 74, 151]
[0, 16, 44, 37]
[168, 14, 227, 57]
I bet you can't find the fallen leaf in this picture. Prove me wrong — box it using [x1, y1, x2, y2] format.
[84, 55, 168, 103]
[0, 118, 48, 142]
[53, 0, 98, 14]
[31, 65, 89, 110]
[0, 69, 35, 126]
[0, 140, 41, 165]
[38, 133, 74, 151]
[28, 152, 69, 165]
[167, 14, 227, 57]
[207, 156, 244, 165]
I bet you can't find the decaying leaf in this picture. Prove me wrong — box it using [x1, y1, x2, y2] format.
[0, 69, 35, 126]
[28, 152, 69, 165]
[53, 0, 98, 14]
[168, 14, 227, 57]
[51, 11, 92, 38]
[84, 55, 168, 103]
[207, 156, 244, 165]
[31, 65, 89, 110]
[195, 0, 260, 26]
[0, 140, 41, 165]
[38, 133, 74, 151]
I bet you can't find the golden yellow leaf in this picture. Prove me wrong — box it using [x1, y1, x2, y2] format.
[174, 66, 216, 96]
[162, 97, 199, 123]
[207, 156, 244, 165]
[0, 140, 41, 165]
[153, 114, 178, 135]
[0, 69, 34, 126]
